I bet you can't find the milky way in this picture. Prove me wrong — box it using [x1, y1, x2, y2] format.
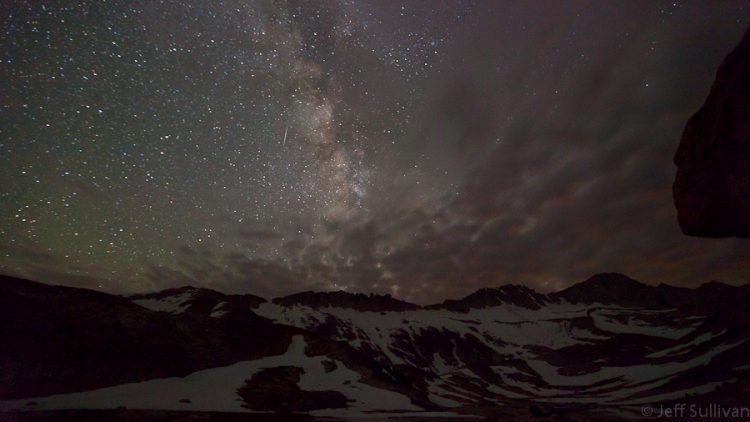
[2, 1, 749, 303]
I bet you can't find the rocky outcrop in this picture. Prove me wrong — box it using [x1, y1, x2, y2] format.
[237, 366, 349, 411]
[673, 27, 750, 237]
[273, 290, 420, 312]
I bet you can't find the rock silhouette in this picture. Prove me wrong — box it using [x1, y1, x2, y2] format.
[674, 27, 750, 238]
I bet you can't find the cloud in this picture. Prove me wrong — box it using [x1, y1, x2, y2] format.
[144, 245, 331, 298]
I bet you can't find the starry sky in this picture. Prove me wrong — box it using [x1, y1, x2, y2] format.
[2, 0, 750, 304]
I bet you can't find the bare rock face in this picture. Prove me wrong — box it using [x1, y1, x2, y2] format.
[237, 366, 349, 412]
[673, 28, 750, 238]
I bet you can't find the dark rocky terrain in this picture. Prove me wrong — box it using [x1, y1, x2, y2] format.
[237, 366, 349, 412]
[274, 290, 420, 312]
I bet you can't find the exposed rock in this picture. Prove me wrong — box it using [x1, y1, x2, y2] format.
[273, 290, 420, 312]
[673, 27, 750, 237]
[237, 366, 349, 412]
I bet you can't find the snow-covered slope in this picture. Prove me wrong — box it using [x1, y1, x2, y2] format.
[0, 336, 441, 418]
[251, 299, 748, 413]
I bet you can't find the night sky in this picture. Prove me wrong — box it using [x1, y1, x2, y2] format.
[2, 1, 750, 304]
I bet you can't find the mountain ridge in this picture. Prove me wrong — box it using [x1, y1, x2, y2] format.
[118, 271, 748, 311]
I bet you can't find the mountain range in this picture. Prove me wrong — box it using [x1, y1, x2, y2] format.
[1, 273, 749, 420]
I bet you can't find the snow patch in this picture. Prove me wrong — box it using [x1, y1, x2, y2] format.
[210, 302, 229, 318]
[132, 291, 195, 315]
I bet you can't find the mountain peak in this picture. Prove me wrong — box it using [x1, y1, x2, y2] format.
[427, 283, 547, 311]
[698, 280, 735, 290]
[580, 272, 644, 287]
[551, 273, 658, 307]
[129, 285, 202, 299]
